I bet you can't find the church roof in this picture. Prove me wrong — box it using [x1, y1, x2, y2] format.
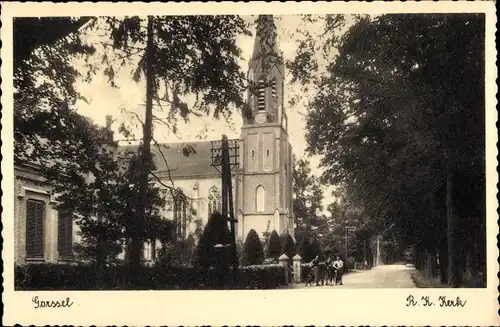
[118, 140, 237, 179]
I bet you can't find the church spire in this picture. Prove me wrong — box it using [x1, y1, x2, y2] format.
[245, 15, 285, 126]
[251, 15, 280, 62]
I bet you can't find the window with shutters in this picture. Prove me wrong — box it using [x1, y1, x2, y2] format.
[26, 199, 45, 259]
[58, 209, 73, 260]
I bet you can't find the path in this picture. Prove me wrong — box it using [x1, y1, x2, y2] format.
[294, 264, 416, 289]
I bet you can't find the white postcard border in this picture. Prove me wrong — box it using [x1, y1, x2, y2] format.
[1, 2, 498, 326]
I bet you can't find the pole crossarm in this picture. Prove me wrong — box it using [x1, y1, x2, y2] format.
[210, 138, 239, 171]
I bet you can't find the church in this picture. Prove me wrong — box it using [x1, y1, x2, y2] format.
[13, 15, 294, 265]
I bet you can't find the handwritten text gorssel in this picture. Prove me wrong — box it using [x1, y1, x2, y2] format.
[32, 296, 73, 309]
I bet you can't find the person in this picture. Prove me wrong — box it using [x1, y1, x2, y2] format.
[324, 257, 333, 285]
[318, 256, 327, 286]
[333, 256, 344, 285]
[305, 255, 320, 286]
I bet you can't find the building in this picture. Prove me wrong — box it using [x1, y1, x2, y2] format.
[13, 14, 294, 265]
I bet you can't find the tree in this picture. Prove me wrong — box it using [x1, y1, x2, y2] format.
[37, 111, 175, 284]
[289, 14, 485, 286]
[14, 17, 93, 68]
[15, 15, 253, 281]
[95, 15, 252, 277]
[261, 220, 272, 251]
[297, 235, 321, 262]
[14, 18, 97, 166]
[292, 157, 327, 249]
[265, 230, 281, 261]
[241, 229, 265, 266]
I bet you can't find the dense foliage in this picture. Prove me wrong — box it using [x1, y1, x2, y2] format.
[289, 14, 486, 286]
[292, 158, 325, 237]
[297, 235, 321, 263]
[35, 112, 175, 271]
[14, 15, 252, 278]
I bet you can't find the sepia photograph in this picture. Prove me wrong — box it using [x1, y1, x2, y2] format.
[2, 2, 498, 326]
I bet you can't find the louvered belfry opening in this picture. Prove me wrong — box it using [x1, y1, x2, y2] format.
[271, 78, 277, 98]
[26, 199, 45, 259]
[257, 77, 266, 111]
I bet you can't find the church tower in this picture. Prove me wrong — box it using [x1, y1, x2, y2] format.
[236, 15, 294, 241]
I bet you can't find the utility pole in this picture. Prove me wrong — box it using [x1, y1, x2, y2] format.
[211, 135, 239, 286]
[222, 136, 238, 285]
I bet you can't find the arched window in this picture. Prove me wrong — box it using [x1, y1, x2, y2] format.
[174, 188, 187, 239]
[208, 186, 221, 215]
[256, 185, 265, 212]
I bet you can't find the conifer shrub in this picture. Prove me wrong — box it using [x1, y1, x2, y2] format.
[195, 212, 231, 268]
[265, 230, 281, 261]
[281, 233, 296, 259]
[241, 229, 264, 266]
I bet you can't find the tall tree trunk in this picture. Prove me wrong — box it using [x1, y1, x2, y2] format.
[438, 236, 448, 284]
[430, 250, 438, 278]
[129, 16, 155, 283]
[424, 250, 430, 278]
[415, 243, 423, 271]
[446, 168, 461, 287]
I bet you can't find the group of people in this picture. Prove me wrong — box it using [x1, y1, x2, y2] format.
[305, 255, 345, 286]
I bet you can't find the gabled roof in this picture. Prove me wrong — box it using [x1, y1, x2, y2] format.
[118, 140, 236, 179]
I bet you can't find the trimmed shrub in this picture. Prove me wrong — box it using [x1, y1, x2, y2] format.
[15, 263, 287, 290]
[241, 229, 264, 266]
[265, 230, 281, 260]
[195, 212, 231, 268]
[281, 233, 296, 259]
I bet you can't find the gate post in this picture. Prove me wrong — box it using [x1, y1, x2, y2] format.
[279, 254, 290, 284]
[293, 254, 302, 283]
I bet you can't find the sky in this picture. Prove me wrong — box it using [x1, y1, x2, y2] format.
[72, 15, 341, 209]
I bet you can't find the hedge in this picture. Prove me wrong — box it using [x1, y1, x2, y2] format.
[15, 263, 287, 290]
